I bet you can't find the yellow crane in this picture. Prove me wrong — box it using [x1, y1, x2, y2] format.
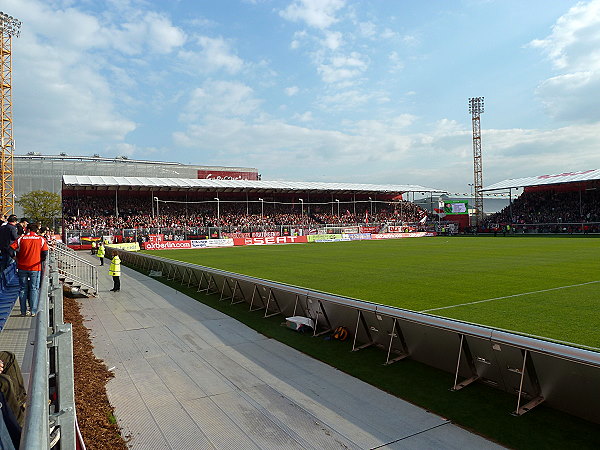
[0, 11, 21, 216]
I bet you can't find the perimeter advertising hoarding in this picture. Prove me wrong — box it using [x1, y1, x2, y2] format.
[307, 234, 345, 242]
[234, 236, 308, 246]
[371, 232, 437, 239]
[197, 170, 259, 180]
[144, 239, 233, 250]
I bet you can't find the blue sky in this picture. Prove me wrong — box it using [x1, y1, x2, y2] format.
[6, 0, 600, 194]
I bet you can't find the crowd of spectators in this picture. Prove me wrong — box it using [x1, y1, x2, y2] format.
[62, 196, 430, 232]
[487, 188, 600, 225]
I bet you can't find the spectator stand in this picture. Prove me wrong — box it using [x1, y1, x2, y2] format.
[482, 169, 600, 234]
[0, 262, 20, 331]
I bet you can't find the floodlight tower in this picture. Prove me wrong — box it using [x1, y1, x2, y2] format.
[468, 96, 484, 226]
[0, 12, 20, 216]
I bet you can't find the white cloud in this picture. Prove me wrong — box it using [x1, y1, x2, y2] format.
[105, 12, 186, 55]
[280, 0, 346, 30]
[179, 81, 262, 122]
[285, 86, 300, 96]
[530, 0, 600, 122]
[178, 36, 244, 74]
[322, 31, 343, 50]
[293, 111, 314, 122]
[317, 52, 369, 84]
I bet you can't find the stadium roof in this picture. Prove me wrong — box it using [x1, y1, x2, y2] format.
[62, 175, 443, 195]
[482, 169, 600, 192]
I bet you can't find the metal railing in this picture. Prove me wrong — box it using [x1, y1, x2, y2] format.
[21, 253, 77, 449]
[111, 248, 600, 425]
[52, 246, 98, 295]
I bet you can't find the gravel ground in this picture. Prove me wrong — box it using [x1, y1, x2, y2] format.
[63, 295, 129, 449]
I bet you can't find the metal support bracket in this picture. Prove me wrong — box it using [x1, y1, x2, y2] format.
[264, 289, 283, 318]
[451, 334, 480, 391]
[310, 298, 333, 337]
[249, 285, 266, 312]
[352, 310, 375, 351]
[384, 318, 409, 365]
[513, 349, 545, 416]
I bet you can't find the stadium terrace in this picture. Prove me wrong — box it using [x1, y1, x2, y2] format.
[61, 175, 446, 247]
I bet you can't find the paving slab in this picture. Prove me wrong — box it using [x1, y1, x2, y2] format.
[79, 252, 504, 450]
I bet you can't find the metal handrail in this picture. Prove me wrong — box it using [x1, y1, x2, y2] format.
[20, 261, 50, 449]
[51, 246, 98, 295]
[21, 254, 78, 449]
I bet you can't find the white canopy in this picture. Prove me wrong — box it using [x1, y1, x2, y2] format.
[62, 175, 443, 195]
[482, 169, 600, 192]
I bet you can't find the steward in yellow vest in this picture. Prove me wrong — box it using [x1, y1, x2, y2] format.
[109, 255, 121, 292]
[97, 243, 105, 266]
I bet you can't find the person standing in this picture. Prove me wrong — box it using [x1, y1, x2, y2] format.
[16, 218, 28, 237]
[109, 254, 121, 292]
[11, 223, 48, 316]
[0, 215, 18, 271]
[96, 242, 105, 266]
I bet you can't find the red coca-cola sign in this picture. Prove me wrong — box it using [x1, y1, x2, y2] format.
[198, 170, 258, 180]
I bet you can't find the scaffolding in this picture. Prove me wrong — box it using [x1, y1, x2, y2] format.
[0, 12, 20, 216]
[468, 97, 484, 226]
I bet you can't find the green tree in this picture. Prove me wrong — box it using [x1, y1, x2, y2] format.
[16, 190, 62, 226]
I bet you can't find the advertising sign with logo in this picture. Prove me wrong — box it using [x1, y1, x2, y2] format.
[107, 242, 141, 251]
[197, 170, 258, 180]
[371, 232, 437, 240]
[143, 240, 192, 250]
[223, 232, 252, 239]
[252, 231, 281, 238]
[234, 236, 308, 246]
[344, 233, 372, 241]
[359, 226, 379, 233]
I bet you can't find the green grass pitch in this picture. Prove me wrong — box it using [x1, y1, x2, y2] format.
[144, 237, 600, 349]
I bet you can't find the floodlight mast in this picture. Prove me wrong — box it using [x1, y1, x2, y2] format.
[0, 12, 21, 215]
[468, 96, 484, 227]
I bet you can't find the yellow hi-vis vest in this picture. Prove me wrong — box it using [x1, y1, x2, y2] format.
[97, 245, 105, 258]
[109, 256, 121, 276]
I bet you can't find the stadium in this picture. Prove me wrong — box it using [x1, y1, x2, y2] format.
[2, 3, 600, 450]
[11, 156, 600, 448]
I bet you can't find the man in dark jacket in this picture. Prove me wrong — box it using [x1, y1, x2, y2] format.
[0, 215, 19, 270]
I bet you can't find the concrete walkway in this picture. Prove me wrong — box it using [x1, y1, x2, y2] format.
[80, 253, 503, 449]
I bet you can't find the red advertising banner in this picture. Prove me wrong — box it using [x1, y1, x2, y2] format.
[252, 231, 281, 238]
[359, 226, 379, 233]
[234, 236, 308, 246]
[223, 232, 252, 238]
[388, 226, 417, 233]
[197, 170, 258, 180]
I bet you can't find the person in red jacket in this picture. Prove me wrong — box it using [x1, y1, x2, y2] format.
[10, 223, 48, 316]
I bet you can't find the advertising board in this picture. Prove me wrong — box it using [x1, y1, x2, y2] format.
[197, 170, 258, 180]
[359, 226, 379, 233]
[371, 232, 437, 239]
[144, 240, 192, 250]
[234, 236, 308, 246]
[343, 233, 372, 241]
[106, 242, 141, 251]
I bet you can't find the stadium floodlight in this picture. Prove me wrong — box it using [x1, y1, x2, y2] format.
[468, 97, 484, 116]
[258, 198, 264, 218]
[335, 199, 340, 217]
[299, 198, 304, 216]
[0, 12, 21, 38]
[368, 197, 372, 217]
[214, 197, 220, 221]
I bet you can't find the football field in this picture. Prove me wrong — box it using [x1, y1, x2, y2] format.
[144, 236, 600, 349]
